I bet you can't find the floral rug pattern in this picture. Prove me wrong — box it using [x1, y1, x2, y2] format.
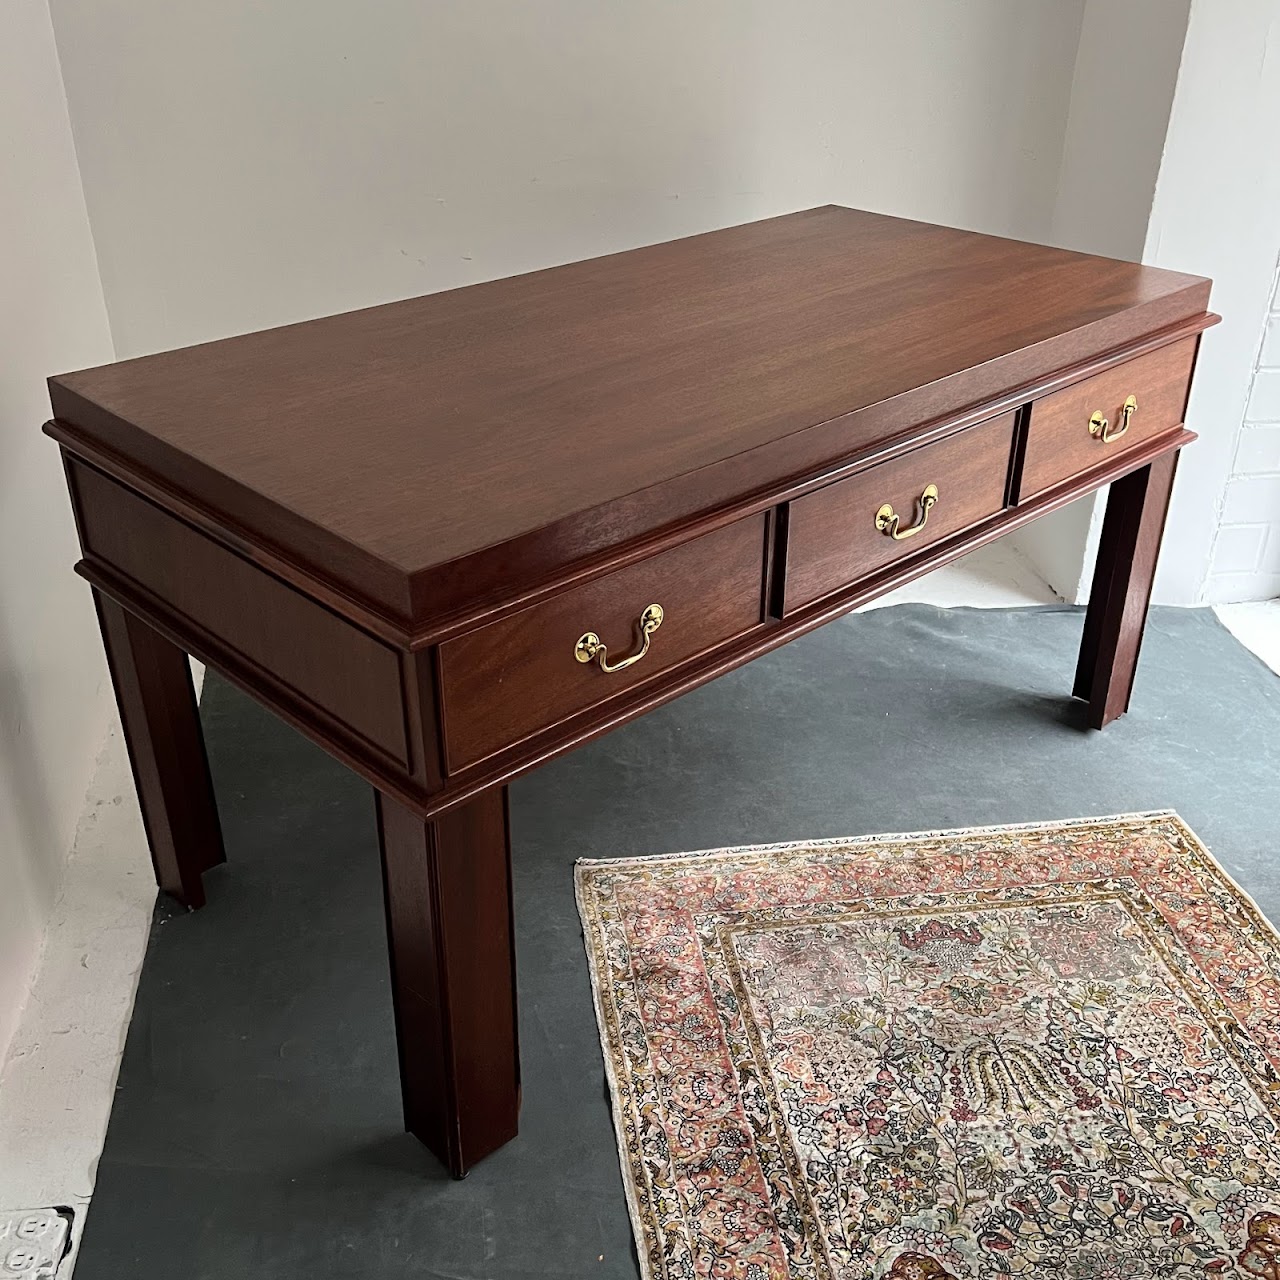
[575, 813, 1280, 1279]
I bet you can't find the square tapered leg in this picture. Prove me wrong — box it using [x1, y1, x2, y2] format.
[94, 589, 225, 908]
[376, 786, 520, 1178]
[1074, 451, 1179, 729]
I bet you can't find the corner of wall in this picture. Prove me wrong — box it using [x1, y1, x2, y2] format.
[1145, 0, 1280, 607]
[1010, 0, 1193, 604]
[0, 0, 119, 1067]
[44, 0, 118, 366]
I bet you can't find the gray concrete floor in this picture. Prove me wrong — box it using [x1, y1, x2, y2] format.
[72, 605, 1280, 1278]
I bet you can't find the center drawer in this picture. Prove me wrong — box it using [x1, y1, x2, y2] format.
[783, 411, 1017, 612]
[438, 514, 768, 771]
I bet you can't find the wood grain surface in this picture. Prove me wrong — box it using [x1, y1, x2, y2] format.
[784, 411, 1017, 612]
[1019, 336, 1197, 499]
[71, 458, 409, 766]
[376, 786, 519, 1178]
[1074, 452, 1181, 728]
[47, 206, 1212, 625]
[439, 515, 767, 771]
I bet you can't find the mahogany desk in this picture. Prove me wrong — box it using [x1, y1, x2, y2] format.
[45, 207, 1217, 1178]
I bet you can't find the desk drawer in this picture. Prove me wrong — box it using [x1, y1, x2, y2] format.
[783, 412, 1016, 612]
[438, 515, 768, 771]
[1019, 337, 1196, 498]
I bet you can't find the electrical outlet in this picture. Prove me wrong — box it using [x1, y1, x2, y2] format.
[0, 1209, 73, 1278]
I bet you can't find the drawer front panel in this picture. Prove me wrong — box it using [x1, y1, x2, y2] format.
[1019, 337, 1196, 499]
[784, 412, 1017, 613]
[440, 515, 768, 772]
[70, 460, 409, 766]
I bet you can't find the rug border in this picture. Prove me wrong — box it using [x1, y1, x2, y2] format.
[573, 808, 1278, 1280]
[575, 808, 1178, 873]
[573, 861, 661, 1280]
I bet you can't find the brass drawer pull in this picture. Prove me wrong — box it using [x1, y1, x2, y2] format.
[574, 603, 664, 673]
[875, 483, 938, 541]
[1090, 394, 1138, 444]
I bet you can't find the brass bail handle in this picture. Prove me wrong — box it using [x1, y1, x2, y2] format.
[1090, 394, 1138, 444]
[875, 483, 939, 541]
[574, 603, 664, 673]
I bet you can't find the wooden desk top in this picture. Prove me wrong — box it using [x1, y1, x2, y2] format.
[47, 206, 1211, 628]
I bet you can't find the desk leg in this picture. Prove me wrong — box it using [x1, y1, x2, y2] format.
[94, 590, 225, 909]
[1073, 451, 1179, 729]
[376, 786, 520, 1179]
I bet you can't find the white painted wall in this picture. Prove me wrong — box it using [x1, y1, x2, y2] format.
[1049, 0, 1194, 266]
[1145, 0, 1280, 605]
[1008, 0, 1280, 608]
[1010, 0, 1192, 603]
[1203, 258, 1280, 602]
[0, 1, 116, 1062]
[48, 0, 1085, 359]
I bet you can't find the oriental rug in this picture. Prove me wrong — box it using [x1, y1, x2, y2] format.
[575, 813, 1280, 1279]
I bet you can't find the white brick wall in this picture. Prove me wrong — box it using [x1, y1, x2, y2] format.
[1261, 317, 1280, 368]
[1205, 257, 1280, 603]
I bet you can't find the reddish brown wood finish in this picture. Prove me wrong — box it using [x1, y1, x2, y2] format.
[376, 786, 519, 1179]
[1074, 452, 1180, 729]
[94, 590, 224, 908]
[783, 412, 1017, 612]
[71, 458, 408, 767]
[1019, 336, 1197, 500]
[439, 515, 768, 772]
[44, 207, 1218, 1177]
[46, 207, 1212, 629]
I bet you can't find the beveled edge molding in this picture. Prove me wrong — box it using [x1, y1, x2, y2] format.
[66, 452, 414, 771]
[44, 418, 418, 646]
[45, 310, 1218, 653]
[409, 310, 1220, 647]
[76, 425, 1193, 824]
[76, 557, 421, 804]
